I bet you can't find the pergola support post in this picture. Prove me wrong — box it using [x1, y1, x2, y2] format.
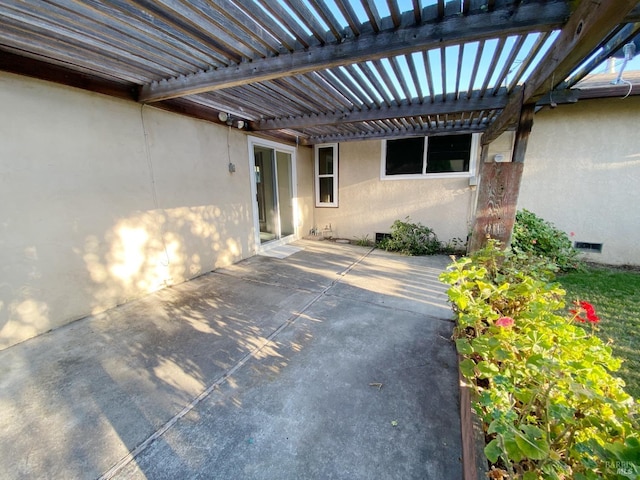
[468, 103, 535, 252]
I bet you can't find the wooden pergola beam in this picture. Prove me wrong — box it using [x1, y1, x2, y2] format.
[138, 1, 569, 102]
[301, 124, 487, 145]
[251, 94, 507, 131]
[483, 0, 640, 145]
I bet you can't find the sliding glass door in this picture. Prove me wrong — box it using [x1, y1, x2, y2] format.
[249, 138, 296, 246]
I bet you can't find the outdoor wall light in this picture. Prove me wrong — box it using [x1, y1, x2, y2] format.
[218, 112, 246, 129]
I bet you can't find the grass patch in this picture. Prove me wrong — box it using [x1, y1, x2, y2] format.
[559, 266, 640, 400]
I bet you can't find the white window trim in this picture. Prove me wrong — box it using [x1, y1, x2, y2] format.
[380, 133, 479, 181]
[314, 143, 338, 207]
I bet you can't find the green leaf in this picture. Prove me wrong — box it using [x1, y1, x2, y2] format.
[504, 434, 524, 462]
[493, 347, 512, 362]
[492, 375, 511, 387]
[487, 419, 508, 435]
[459, 358, 476, 378]
[472, 337, 491, 356]
[455, 338, 473, 355]
[475, 280, 494, 297]
[514, 425, 550, 460]
[476, 360, 499, 378]
[548, 403, 575, 422]
[526, 353, 546, 368]
[448, 289, 469, 311]
[484, 438, 502, 464]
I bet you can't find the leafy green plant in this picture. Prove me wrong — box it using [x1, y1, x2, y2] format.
[559, 266, 640, 400]
[440, 241, 638, 479]
[377, 217, 441, 255]
[440, 236, 468, 255]
[512, 209, 582, 272]
[352, 234, 374, 247]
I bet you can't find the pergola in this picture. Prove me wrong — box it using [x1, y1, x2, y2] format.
[2, 0, 639, 246]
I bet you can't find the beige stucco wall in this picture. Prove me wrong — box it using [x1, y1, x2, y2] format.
[312, 140, 478, 244]
[520, 97, 640, 266]
[295, 145, 315, 237]
[0, 72, 259, 349]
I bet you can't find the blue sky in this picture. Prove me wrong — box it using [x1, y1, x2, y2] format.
[264, 0, 640, 101]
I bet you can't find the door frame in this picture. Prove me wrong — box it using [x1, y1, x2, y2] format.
[247, 136, 299, 252]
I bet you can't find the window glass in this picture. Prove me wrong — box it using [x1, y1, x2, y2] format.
[318, 147, 334, 175]
[385, 137, 424, 175]
[384, 134, 473, 177]
[319, 177, 334, 203]
[315, 143, 338, 207]
[426, 135, 472, 173]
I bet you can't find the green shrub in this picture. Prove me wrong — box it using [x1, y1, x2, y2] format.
[377, 217, 441, 255]
[440, 236, 468, 256]
[440, 241, 639, 479]
[352, 234, 374, 247]
[512, 209, 582, 271]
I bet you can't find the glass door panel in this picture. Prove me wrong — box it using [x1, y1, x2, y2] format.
[254, 146, 277, 244]
[253, 145, 294, 245]
[276, 151, 294, 237]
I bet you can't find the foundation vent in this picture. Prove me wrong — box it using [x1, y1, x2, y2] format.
[575, 241, 603, 253]
[376, 233, 391, 244]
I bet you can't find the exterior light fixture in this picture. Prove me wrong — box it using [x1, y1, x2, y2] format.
[218, 112, 246, 129]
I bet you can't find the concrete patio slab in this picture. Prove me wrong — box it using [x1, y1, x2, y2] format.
[0, 241, 461, 479]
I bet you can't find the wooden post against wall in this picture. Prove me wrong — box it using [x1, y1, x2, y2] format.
[468, 103, 535, 251]
[512, 104, 535, 163]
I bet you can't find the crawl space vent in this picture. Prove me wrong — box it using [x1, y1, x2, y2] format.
[376, 233, 391, 244]
[574, 241, 603, 253]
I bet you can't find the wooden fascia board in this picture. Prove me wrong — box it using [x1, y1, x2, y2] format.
[0, 48, 137, 100]
[482, 0, 639, 145]
[138, 1, 569, 102]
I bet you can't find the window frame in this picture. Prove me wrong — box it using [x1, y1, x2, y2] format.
[380, 133, 479, 180]
[314, 143, 339, 207]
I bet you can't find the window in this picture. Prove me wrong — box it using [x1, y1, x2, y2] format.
[382, 133, 478, 179]
[315, 143, 338, 207]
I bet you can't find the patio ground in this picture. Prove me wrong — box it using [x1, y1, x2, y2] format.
[0, 240, 462, 479]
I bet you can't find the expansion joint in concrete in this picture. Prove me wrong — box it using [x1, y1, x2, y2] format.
[98, 246, 375, 479]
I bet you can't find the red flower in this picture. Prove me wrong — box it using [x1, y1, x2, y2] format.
[495, 316, 515, 327]
[570, 300, 600, 323]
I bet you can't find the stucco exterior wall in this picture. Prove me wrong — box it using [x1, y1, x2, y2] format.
[312, 140, 478, 244]
[0, 72, 257, 349]
[295, 145, 315, 238]
[520, 97, 640, 266]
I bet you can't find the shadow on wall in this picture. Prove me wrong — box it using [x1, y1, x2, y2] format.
[0, 203, 252, 350]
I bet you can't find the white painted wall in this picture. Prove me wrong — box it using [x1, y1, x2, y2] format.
[519, 97, 640, 266]
[0, 72, 258, 349]
[312, 140, 479, 244]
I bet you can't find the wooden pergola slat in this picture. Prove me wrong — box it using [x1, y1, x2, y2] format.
[483, 0, 639, 145]
[2, 0, 640, 146]
[138, 1, 569, 102]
